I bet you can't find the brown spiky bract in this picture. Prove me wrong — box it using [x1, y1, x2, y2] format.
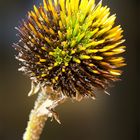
[14, 0, 126, 99]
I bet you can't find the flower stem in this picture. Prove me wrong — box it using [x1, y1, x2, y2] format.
[23, 90, 66, 140]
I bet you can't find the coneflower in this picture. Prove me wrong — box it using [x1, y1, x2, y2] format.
[13, 0, 126, 140]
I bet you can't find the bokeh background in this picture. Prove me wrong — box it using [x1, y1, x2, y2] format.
[0, 0, 139, 140]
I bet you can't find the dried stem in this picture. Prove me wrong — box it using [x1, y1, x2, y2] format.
[23, 88, 66, 140]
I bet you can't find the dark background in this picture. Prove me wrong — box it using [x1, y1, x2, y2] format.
[0, 0, 139, 140]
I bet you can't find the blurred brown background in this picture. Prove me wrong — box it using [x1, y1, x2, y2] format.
[0, 0, 139, 140]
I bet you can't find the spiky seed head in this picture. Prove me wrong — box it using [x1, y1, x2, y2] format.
[13, 0, 126, 99]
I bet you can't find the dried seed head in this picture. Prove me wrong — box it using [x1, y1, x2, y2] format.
[13, 0, 126, 99]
